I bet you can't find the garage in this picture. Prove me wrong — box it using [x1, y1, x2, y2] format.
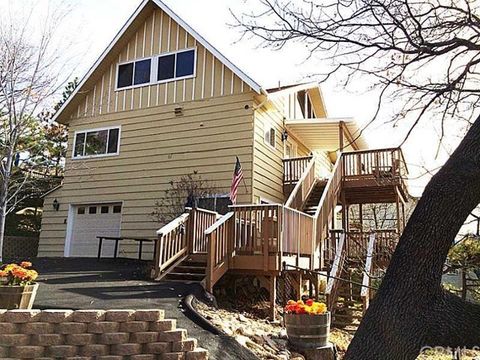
[68, 203, 122, 257]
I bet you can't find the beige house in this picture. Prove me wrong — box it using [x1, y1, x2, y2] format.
[39, 0, 410, 320]
[38, 0, 364, 258]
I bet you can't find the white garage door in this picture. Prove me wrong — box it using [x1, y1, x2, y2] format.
[69, 203, 122, 257]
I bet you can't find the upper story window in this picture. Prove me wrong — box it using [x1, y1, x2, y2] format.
[117, 59, 152, 89]
[73, 126, 121, 159]
[264, 123, 276, 150]
[158, 49, 195, 82]
[116, 48, 196, 90]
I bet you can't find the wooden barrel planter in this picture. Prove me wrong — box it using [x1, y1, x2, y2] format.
[285, 312, 331, 349]
[0, 283, 39, 310]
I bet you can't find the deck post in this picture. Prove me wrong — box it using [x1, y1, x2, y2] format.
[269, 275, 277, 320]
[395, 186, 401, 233]
[359, 203, 363, 234]
[187, 208, 195, 254]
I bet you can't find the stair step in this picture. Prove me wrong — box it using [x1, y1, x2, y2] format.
[174, 265, 206, 274]
[164, 272, 205, 281]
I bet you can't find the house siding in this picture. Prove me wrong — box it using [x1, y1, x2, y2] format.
[252, 99, 311, 204]
[70, 7, 250, 122]
[39, 92, 255, 257]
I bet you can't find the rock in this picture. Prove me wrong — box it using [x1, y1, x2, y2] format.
[291, 352, 305, 360]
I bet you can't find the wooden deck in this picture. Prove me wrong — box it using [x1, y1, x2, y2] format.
[152, 147, 409, 318]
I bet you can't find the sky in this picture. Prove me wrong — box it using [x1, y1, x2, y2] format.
[1, 0, 469, 197]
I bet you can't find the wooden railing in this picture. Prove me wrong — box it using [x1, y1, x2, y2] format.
[285, 156, 316, 210]
[232, 204, 282, 262]
[189, 208, 219, 253]
[205, 212, 234, 292]
[361, 233, 376, 314]
[283, 156, 313, 187]
[374, 230, 399, 265]
[153, 211, 191, 278]
[342, 148, 407, 182]
[282, 207, 315, 262]
[326, 232, 346, 310]
[314, 155, 344, 259]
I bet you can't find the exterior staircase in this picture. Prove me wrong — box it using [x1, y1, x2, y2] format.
[302, 181, 327, 216]
[162, 257, 207, 283]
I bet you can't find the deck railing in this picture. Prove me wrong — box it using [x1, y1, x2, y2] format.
[326, 232, 346, 310]
[342, 148, 407, 182]
[153, 211, 191, 278]
[205, 212, 234, 292]
[282, 207, 315, 259]
[314, 155, 344, 254]
[325, 230, 399, 267]
[283, 156, 313, 187]
[189, 208, 219, 253]
[285, 156, 316, 210]
[361, 233, 376, 313]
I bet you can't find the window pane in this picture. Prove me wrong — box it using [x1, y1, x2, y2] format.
[113, 205, 122, 213]
[74, 133, 85, 157]
[134, 59, 151, 85]
[85, 130, 108, 156]
[269, 128, 275, 147]
[107, 128, 120, 154]
[176, 50, 195, 78]
[77, 207, 85, 215]
[158, 54, 175, 81]
[117, 63, 134, 88]
[101, 206, 109, 214]
[89, 206, 97, 214]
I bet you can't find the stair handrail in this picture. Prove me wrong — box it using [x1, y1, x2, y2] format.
[153, 211, 191, 278]
[325, 231, 346, 310]
[205, 211, 235, 292]
[313, 155, 344, 258]
[361, 232, 376, 313]
[285, 156, 316, 209]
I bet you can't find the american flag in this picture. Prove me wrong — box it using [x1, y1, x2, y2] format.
[229, 156, 244, 204]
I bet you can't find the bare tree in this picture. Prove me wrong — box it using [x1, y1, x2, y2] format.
[235, 1, 480, 358]
[0, 4, 69, 261]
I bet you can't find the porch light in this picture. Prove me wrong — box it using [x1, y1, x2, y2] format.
[281, 130, 289, 142]
[52, 199, 60, 211]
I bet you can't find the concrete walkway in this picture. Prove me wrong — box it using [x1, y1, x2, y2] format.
[33, 258, 257, 360]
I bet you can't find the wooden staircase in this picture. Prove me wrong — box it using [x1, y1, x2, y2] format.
[302, 181, 327, 216]
[162, 257, 207, 283]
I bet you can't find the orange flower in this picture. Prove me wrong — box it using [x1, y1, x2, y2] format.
[20, 261, 32, 269]
[0, 270, 7, 277]
[284, 299, 327, 315]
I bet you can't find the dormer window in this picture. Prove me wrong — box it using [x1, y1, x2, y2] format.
[115, 48, 196, 90]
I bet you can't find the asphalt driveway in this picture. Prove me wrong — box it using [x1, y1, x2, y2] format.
[32, 258, 256, 360]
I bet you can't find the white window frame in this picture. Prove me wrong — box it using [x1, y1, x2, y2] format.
[72, 125, 122, 160]
[115, 56, 156, 91]
[155, 47, 197, 85]
[114, 47, 197, 91]
[264, 122, 276, 150]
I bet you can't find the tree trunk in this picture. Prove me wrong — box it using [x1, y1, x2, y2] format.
[345, 115, 480, 359]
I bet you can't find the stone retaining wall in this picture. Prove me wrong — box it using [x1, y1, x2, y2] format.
[0, 309, 208, 359]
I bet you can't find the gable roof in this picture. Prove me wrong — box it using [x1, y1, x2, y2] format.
[53, 0, 264, 123]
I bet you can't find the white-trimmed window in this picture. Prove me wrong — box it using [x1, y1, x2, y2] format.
[116, 48, 196, 90]
[117, 58, 152, 89]
[157, 49, 196, 82]
[73, 126, 121, 159]
[264, 123, 276, 149]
